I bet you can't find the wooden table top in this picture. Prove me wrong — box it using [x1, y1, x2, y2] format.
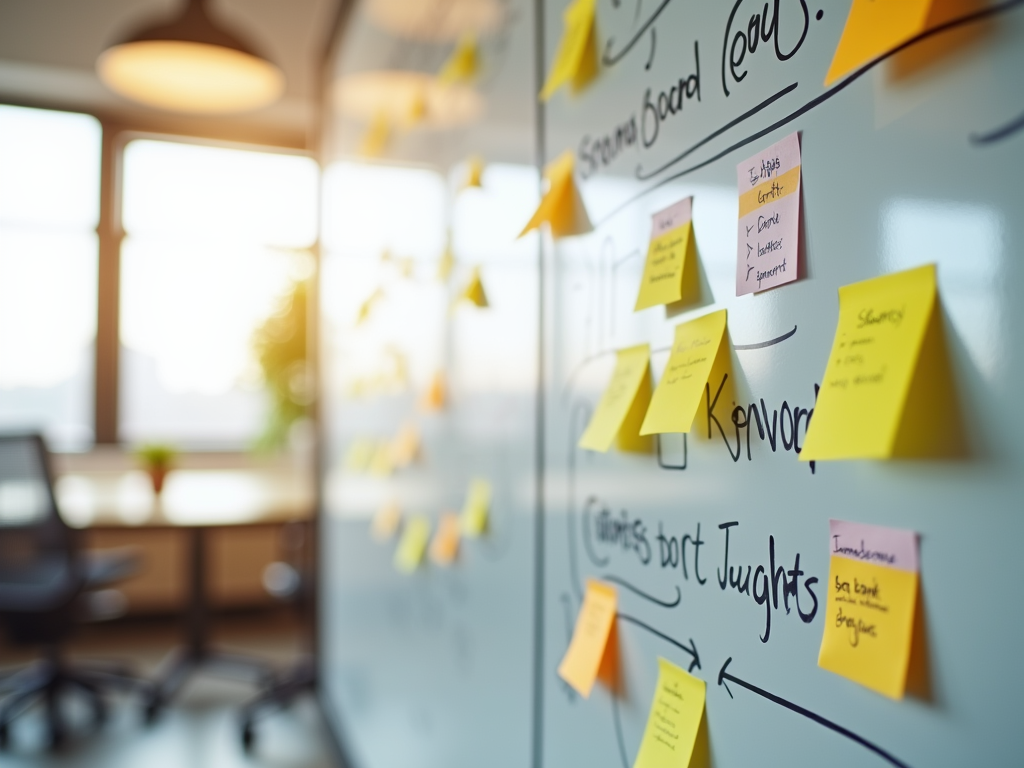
[55, 469, 315, 529]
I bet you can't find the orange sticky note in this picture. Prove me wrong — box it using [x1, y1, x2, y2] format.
[558, 580, 618, 698]
[518, 152, 592, 240]
[420, 370, 446, 411]
[371, 500, 402, 541]
[825, 0, 933, 85]
[390, 422, 420, 468]
[429, 512, 462, 565]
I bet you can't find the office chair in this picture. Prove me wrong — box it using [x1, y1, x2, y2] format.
[0, 433, 146, 748]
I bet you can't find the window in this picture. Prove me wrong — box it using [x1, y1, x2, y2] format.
[0, 106, 101, 451]
[119, 139, 318, 448]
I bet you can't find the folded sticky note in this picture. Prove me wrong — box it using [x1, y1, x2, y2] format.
[461, 155, 485, 191]
[344, 438, 375, 472]
[359, 111, 391, 158]
[368, 441, 394, 477]
[558, 580, 617, 698]
[420, 370, 446, 411]
[540, 0, 598, 100]
[633, 657, 706, 768]
[518, 151, 593, 240]
[460, 478, 492, 537]
[355, 288, 383, 326]
[394, 515, 431, 573]
[439, 33, 479, 85]
[390, 422, 420, 468]
[438, 235, 456, 280]
[429, 512, 462, 566]
[818, 520, 919, 698]
[825, 0, 933, 85]
[371, 501, 402, 541]
[579, 344, 652, 453]
[800, 264, 938, 461]
[454, 265, 489, 308]
[736, 132, 801, 295]
[635, 198, 696, 311]
[641, 310, 727, 436]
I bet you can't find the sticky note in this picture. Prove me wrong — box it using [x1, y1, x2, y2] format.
[540, 0, 598, 100]
[359, 111, 391, 158]
[558, 580, 617, 698]
[633, 657, 706, 768]
[461, 155, 484, 191]
[355, 288, 383, 326]
[371, 501, 402, 541]
[825, 0, 933, 85]
[518, 151, 593, 240]
[818, 520, 919, 698]
[406, 87, 427, 126]
[736, 132, 801, 296]
[460, 478, 491, 537]
[579, 344, 652, 453]
[641, 310, 727, 436]
[634, 198, 696, 311]
[429, 512, 461, 565]
[368, 441, 394, 477]
[420, 370, 446, 411]
[454, 266, 488, 308]
[390, 422, 420, 468]
[394, 515, 431, 573]
[344, 438, 375, 472]
[438, 235, 455, 280]
[800, 264, 938, 461]
[439, 34, 479, 84]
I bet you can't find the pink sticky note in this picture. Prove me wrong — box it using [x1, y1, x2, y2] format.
[736, 132, 801, 295]
[829, 519, 919, 574]
[651, 197, 692, 237]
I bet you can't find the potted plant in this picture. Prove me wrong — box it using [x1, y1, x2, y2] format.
[135, 443, 178, 495]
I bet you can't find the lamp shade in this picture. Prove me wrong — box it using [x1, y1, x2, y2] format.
[96, 0, 284, 114]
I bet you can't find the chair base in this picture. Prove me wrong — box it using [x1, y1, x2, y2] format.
[0, 655, 145, 749]
[239, 657, 315, 752]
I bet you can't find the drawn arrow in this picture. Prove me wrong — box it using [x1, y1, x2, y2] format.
[618, 613, 700, 672]
[717, 657, 913, 768]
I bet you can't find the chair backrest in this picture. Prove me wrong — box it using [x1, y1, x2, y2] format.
[0, 433, 74, 575]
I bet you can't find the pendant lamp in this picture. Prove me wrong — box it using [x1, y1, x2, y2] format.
[96, 0, 284, 114]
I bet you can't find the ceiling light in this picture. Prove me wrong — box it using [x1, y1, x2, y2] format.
[96, 0, 284, 114]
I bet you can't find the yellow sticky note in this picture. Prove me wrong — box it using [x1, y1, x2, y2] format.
[439, 34, 479, 84]
[368, 441, 394, 477]
[390, 422, 420, 468]
[420, 370, 446, 411]
[635, 198, 695, 311]
[800, 264, 938, 460]
[818, 520, 919, 699]
[438, 237, 456, 280]
[355, 288, 383, 326]
[460, 478, 491, 537]
[518, 151, 593, 240]
[406, 87, 428, 126]
[540, 0, 599, 100]
[641, 310, 727, 436]
[461, 155, 485, 191]
[371, 500, 402, 541]
[824, 0, 933, 85]
[558, 580, 617, 698]
[454, 266, 488, 308]
[633, 657, 706, 768]
[344, 438, 375, 472]
[429, 512, 461, 565]
[394, 515, 431, 573]
[359, 111, 391, 157]
[579, 344, 652, 453]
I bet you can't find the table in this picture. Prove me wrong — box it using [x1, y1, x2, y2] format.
[54, 469, 314, 718]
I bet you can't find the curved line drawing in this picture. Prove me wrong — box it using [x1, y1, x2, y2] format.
[617, 613, 701, 671]
[970, 107, 1024, 145]
[645, 27, 656, 71]
[581, 497, 611, 567]
[602, 0, 672, 66]
[603, 575, 682, 608]
[734, 325, 797, 350]
[596, 0, 1024, 225]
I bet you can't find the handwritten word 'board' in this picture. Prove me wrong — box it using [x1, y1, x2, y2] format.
[461, 478, 492, 537]
[429, 512, 461, 565]
[394, 515, 431, 573]
[641, 309, 727, 435]
[519, 151, 593, 239]
[736, 132, 801, 295]
[818, 519, 919, 699]
[825, 0, 933, 85]
[633, 657, 706, 768]
[801, 264, 938, 460]
[539, 0, 598, 100]
[558, 580, 617, 698]
[579, 344, 652, 453]
[635, 197, 696, 311]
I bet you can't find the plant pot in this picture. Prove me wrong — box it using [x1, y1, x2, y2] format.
[148, 466, 169, 495]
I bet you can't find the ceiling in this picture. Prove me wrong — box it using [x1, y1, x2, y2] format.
[0, 0, 341, 148]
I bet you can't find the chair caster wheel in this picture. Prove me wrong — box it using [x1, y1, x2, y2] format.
[241, 721, 255, 752]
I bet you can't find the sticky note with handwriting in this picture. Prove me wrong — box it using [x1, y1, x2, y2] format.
[393, 515, 431, 573]
[539, 0, 598, 101]
[633, 657, 706, 768]
[641, 310, 727, 436]
[825, 0, 933, 85]
[371, 500, 402, 541]
[519, 152, 593, 240]
[558, 580, 617, 698]
[800, 264, 937, 461]
[460, 478, 491, 537]
[736, 132, 800, 296]
[818, 519, 919, 699]
[578, 344, 652, 453]
[429, 512, 461, 566]
[635, 198, 695, 311]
